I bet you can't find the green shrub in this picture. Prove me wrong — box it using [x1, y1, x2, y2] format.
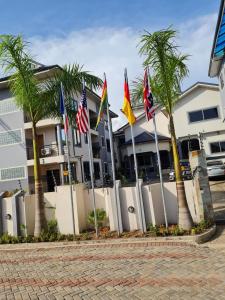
[47, 220, 58, 234]
[88, 209, 107, 229]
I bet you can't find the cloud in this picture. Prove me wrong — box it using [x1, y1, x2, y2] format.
[29, 13, 218, 129]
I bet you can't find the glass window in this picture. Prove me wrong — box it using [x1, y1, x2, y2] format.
[210, 142, 221, 153]
[94, 162, 100, 179]
[83, 161, 90, 181]
[0, 99, 19, 115]
[104, 163, 108, 173]
[0, 166, 25, 181]
[0, 130, 22, 146]
[221, 142, 225, 152]
[84, 133, 88, 144]
[189, 110, 203, 123]
[106, 139, 110, 152]
[73, 128, 81, 146]
[203, 107, 218, 120]
[71, 99, 78, 112]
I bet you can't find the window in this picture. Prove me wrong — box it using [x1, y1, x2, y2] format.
[94, 162, 100, 179]
[0, 129, 22, 146]
[71, 99, 78, 112]
[210, 141, 225, 153]
[104, 163, 108, 174]
[0, 99, 19, 115]
[188, 107, 219, 123]
[101, 137, 105, 147]
[203, 107, 218, 120]
[73, 128, 81, 146]
[83, 161, 90, 181]
[0, 166, 25, 181]
[84, 133, 88, 144]
[106, 139, 110, 152]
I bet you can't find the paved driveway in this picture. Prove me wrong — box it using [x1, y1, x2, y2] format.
[0, 240, 225, 300]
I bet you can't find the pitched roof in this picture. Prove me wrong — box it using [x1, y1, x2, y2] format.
[125, 131, 169, 145]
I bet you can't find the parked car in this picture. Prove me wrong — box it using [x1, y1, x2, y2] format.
[207, 160, 225, 179]
[169, 160, 192, 181]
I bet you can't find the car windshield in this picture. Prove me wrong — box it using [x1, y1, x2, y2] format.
[207, 161, 223, 166]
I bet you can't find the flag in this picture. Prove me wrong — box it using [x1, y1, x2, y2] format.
[143, 69, 155, 121]
[76, 83, 89, 134]
[95, 78, 108, 129]
[60, 83, 69, 134]
[121, 69, 136, 125]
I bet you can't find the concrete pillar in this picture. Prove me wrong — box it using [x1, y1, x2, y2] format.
[138, 179, 147, 232]
[56, 124, 63, 155]
[11, 190, 24, 236]
[115, 180, 123, 233]
[189, 150, 214, 223]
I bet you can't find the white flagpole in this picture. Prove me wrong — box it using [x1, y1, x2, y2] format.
[147, 69, 168, 228]
[104, 73, 121, 235]
[61, 82, 76, 235]
[83, 79, 98, 237]
[130, 124, 145, 233]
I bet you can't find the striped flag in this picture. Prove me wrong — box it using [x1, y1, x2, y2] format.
[143, 69, 155, 121]
[76, 83, 89, 134]
[60, 83, 69, 134]
[121, 69, 136, 125]
[95, 77, 108, 129]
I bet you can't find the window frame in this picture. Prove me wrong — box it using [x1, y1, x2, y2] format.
[210, 140, 225, 154]
[0, 166, 26, 181]
[0, 98, 20, 116]
[0, 128, 23, 148]
[188, 106, 219, 124]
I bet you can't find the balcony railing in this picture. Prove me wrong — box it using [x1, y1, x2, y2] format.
[26, 143, 66, 160]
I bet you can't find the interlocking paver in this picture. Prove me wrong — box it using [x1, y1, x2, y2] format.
[0, 239, 224, 299]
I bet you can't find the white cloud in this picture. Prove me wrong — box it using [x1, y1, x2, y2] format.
[29, 13, 218, 129]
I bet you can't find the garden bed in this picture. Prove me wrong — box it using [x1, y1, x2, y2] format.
[0, 220, 215, 245]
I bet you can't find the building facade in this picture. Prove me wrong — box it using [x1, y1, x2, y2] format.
[0, 65, 117, 194]
[115, 82, 224, 181]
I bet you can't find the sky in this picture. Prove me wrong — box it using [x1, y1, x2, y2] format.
[0, 0, 221, 129]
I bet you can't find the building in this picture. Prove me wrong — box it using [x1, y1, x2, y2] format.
[114, 82, 224, 180]
[0, 65, 117, 193]
[114, 108, 171, 181]
[209, 0, 225, 118]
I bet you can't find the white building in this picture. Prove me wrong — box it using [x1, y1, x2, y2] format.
[0, 65, 117, 193]
[114, 82, 224, 180]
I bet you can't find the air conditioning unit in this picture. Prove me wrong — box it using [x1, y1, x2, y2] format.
[41, 147, 51, 156]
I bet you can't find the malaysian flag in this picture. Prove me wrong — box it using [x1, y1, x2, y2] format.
[143, 69, 155, 121]
[76, 83, 89, 133]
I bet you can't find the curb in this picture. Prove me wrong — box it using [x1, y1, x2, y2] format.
[0, 226, 216, 251]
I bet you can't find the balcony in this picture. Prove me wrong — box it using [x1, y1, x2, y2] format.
[89, 110, 99, 135]
[24, 115, 60, 129]
[26, 143, 67, 165]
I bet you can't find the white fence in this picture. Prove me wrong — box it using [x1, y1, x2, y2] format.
[0, 180, 199, 236]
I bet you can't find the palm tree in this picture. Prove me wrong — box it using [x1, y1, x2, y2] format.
[0, 35, 102, 236]
[137, 28, 193, 230]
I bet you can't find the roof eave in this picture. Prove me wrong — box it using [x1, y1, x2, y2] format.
[208, 0, 225, 77]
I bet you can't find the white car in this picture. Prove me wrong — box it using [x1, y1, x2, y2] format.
[207, 160, 225, 179]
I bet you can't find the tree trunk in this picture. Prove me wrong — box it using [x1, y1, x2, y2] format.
[169, 115, 193, 230]
[32, 123, 46, 236]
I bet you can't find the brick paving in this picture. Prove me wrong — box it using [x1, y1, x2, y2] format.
[0, 240, 224, 299]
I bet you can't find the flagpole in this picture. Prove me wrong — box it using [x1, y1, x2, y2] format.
[82, 79, 98, 237]
[146, 69, 168, 228]
[60, 82, 76, 236]
[130, 124, 145, 233]
[104, 73, 121, 235]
